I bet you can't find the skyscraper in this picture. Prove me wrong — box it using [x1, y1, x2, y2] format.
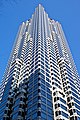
[0, 4, 80, 120]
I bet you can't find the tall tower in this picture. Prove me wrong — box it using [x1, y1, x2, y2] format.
[0, 4, 80, 120]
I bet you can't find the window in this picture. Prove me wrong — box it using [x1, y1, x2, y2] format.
[0, 105, 6, 112]
[41, 90, 46, 96]
[46, 73, 50, 77]
[12, 113, 18, 119]
[46, 87, 51, 93]
[32, 112, 37, 119]
[47, 115, 53, 120]
[41, 97, 46, 103]
[60, 98, 66, 104]
[74, 98, 80, 105]
[41, 112, 47, 119]
[41, 78, 45, 84]
[47, 100, 52, 107]
[47, 93, 52, 100]
[46, 77, 50, 82]
[72, 92, 78, 99]
[47, 107, 53, 114]
[46, 82, 51, 87]
[61, 104, 67, 111]
[62, 111, 68, 118]
[41, 84, 45, 90]
[15, 98, 20, 105]
[33, 97, 38, 103]
[75, 103, 80, 110]
[41, 104, 46, 111]
[14, 105, 19, 111]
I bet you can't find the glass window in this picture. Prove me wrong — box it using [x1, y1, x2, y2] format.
[33, 97, 38, 103]
[41, 69, 45, 74]
[41, 97, 46, 103]
[46, 82, 51, 88]
[40, 73, 45, 79]
[41, 104, 46, 111]
[46, 87, 51, 93]
[28, 100, 33, 106]
[61, 104, 67, 111]
[33, 90, 38, 96]
[62, 111, 68, 118]
[47, 107, 53, 114]
[41, 84, 45, 90]
[41, 78, 45, 84]
[0, 105, 6, 112]
[72, 92, 78, 98]
[41, 90, 46, 96]
[47, 93, 52, 100]
[75, 103, 80, 110]
[14, 105, 19, 111]
[41, 112, 47, 119]
[46, 77, 50, 82]
[47, 115, 53, 120]
[74, 98, 80, 105]
[32, 112, 37, 119]
[41, 65, 44, 69]
[12, 113, 18, 119]
[0, 111, 4, 117]
[46, 68, 50, 73]
[47, 100, 52, 107]
[60, 98, 66, 104]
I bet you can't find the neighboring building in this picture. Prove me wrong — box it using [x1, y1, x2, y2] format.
[0, 4, 80, 120]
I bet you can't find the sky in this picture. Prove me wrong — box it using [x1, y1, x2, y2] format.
[0, 0, 80, 82]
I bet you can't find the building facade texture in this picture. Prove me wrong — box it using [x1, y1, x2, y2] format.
[0, 4, 80, 120]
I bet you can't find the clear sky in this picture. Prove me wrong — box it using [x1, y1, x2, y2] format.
[0, 0, 80, 82]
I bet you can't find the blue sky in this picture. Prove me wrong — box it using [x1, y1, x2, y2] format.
[0, 0, 80, 82]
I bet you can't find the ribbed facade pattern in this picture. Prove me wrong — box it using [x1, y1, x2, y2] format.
[0, 4, 80, 120]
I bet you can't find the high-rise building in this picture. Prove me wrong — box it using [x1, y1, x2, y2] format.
[0, 4, 80, 120]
